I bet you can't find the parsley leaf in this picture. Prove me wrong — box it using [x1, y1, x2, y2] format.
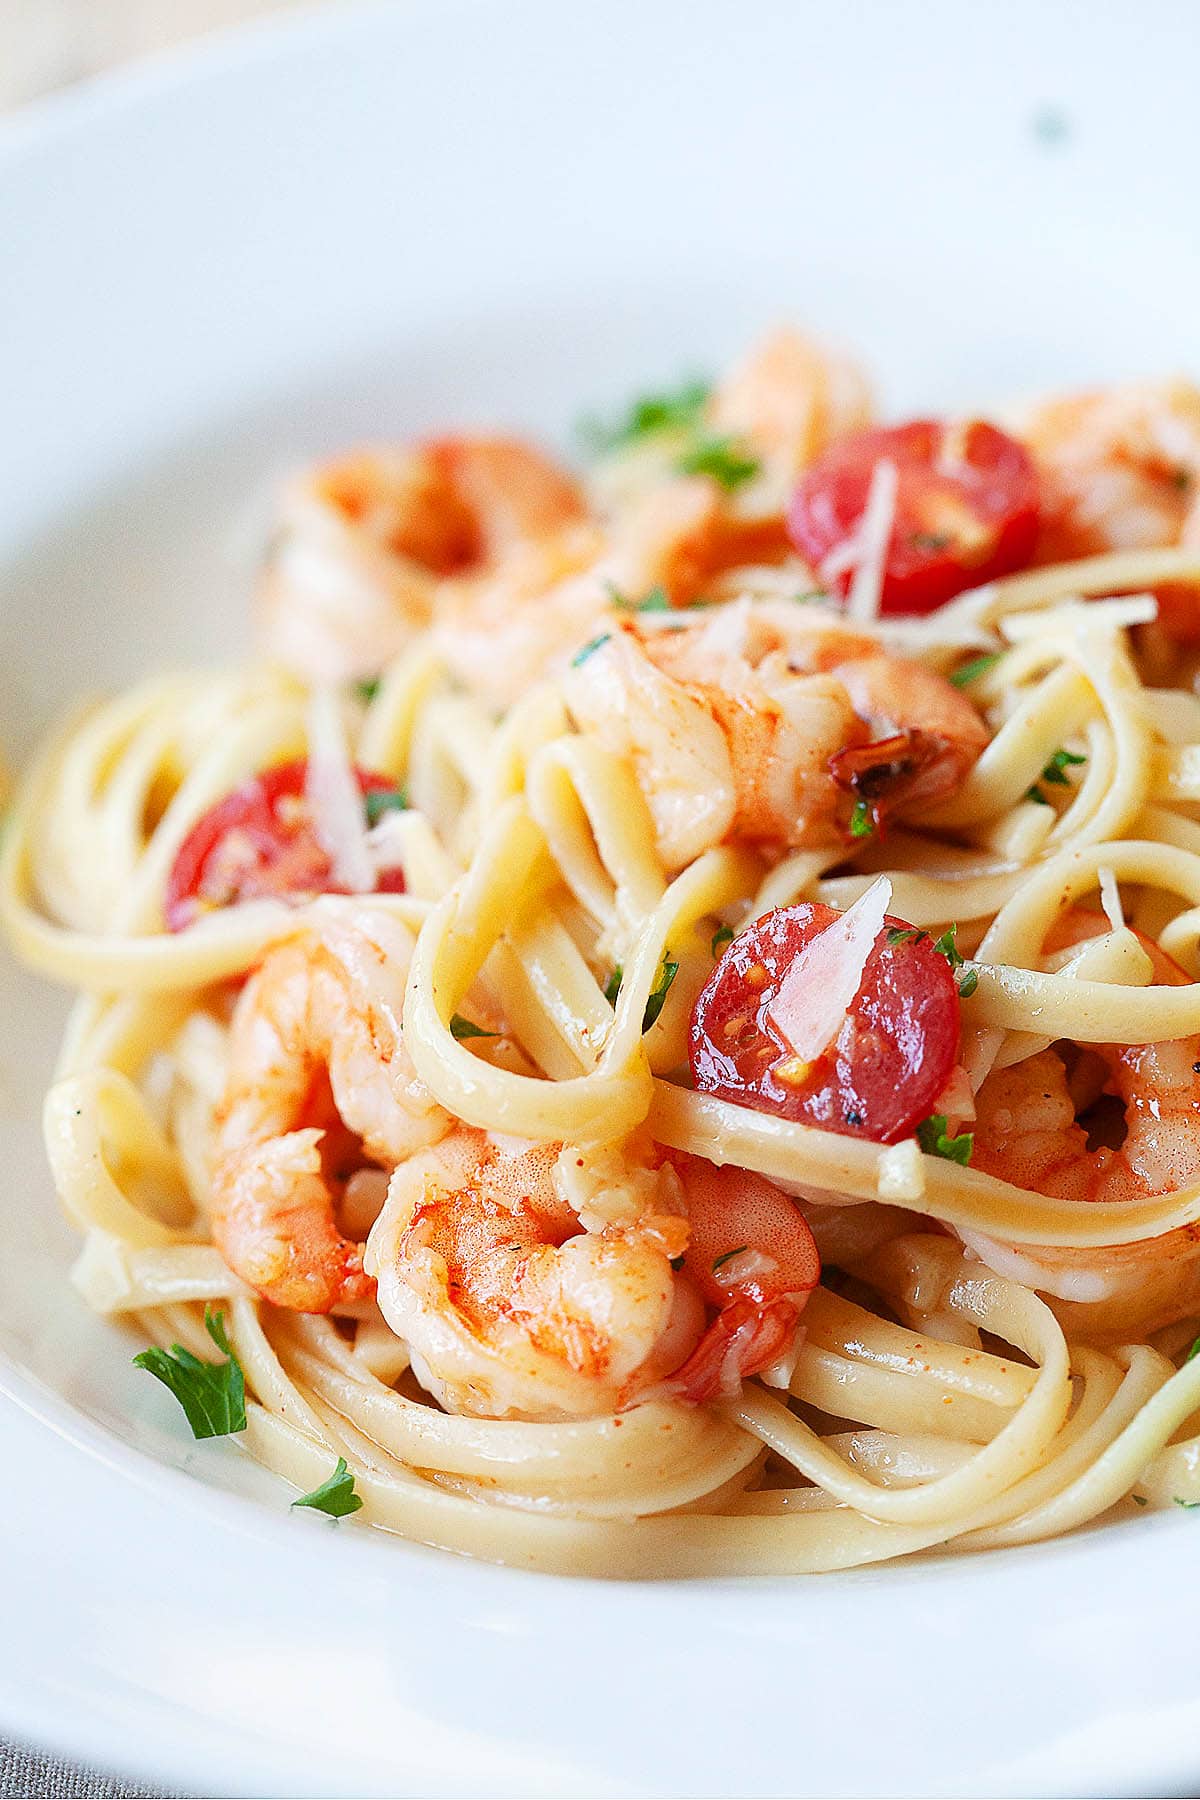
[364, 785, 407, 826]
[570, 632, 611, 667]
[1186, 1334, 1200, 1363]
[1028, 747, 1086, 804]
[354, 677, 382, 704]
[292, 1456, 363, 1519]
[608, 582, 671, 613]
[932, 926, 963, 966]
[676, 434, 760, 491]
[711, 924, 734, 957]
[642, 957, 679, 1031]
[1040, 747, 1087, 787]
[886, 927, 925, 946]
[1174, 1496, 1200, 1509]
[133, 1305, 247, 1439]
[917, 1114, 974, 1166]
[603, 966, 623, 1006]
[909, 531, 952, 553]
[449, 1013, 495, 1040]
[1132, 1493, 1148, 1506]
[949, 652, 1001, 689]
[849, 799, 874, 839]
[583, 377, 711, 453]
[957, 967, 980, 999]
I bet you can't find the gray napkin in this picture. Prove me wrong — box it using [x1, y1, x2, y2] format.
[0, 1740, 183, 1799]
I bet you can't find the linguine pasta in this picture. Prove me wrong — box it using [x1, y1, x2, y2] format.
[9, 329, 1200, 1575]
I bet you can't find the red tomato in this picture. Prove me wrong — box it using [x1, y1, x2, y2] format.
[787, 419, 1040, 615]
[690, 903, 960, 1143]
[165, 758, 404, 931]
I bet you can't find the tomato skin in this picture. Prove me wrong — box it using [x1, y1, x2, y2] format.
[787, 419, 1040, 615]
[165, 758, 404, 931]
[689, 903, 961, 1143]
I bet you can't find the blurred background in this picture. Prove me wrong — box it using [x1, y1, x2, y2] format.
[0, 0, 305, 109]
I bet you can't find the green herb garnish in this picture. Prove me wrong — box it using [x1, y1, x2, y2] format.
[603, 966, 623, 1007]
[582, 377, 711, 453]
[711, 925, 735, 957]
[1175, 1496, 1200, 1509]
[1132, 1494, 1148, 1506]
[931, 925, 978, 996]
[364, 786, 408, 826]
[849, 799, 874, 839]
[1027, 747, 1086, 805]
[949, 652, 1001, 689]
[354, 677, 382, 704]
[675, 434, 760, 491]
[570, 632, 611, 667]
[133, 1306, 247, 1439]
[608, 582, 671, 613]
[886, 927, 925, 946]
[642, 958, 680, 1031]
[292, 1456, 363, 1519]
[909, 531, 953, 553]
[917, 1114, 974, 1166]
[449, 1013, 495, 1041]
[957, 967, 979, 999]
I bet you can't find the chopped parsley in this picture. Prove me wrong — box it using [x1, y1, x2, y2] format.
[1174, 1496, 1200, 1509]
[886, 927, 926, 947]
[642, 958, 680, 1031]
[917, 1114, 974, 1166]
[931, 925, 978, 997]
[1027, 746, 1086, 805]
[849, 799, 874, 839]
[608, 582, 671, 613]
[1185, 1334, 1200, 1364]
[570, 632, 611, 667]
[909, 531, 953, 553]
[949, 652, 1001, 689]
[792, 590, 830, 606]
[364, 785, 408, 826]
[675, 434, 760, 491]
[712, 1246, 749, 1273]
[449, 1013, 495, 1040]
[604, 955, 679, 1029]
[354, 677, 382, 704]
[1132, 1494, 1148, 1506]
[132, 1306, 247, 1439]
[582, 377, 711, 454]
[711, 924, 735, 957]
[292, 1456, 363, 1519]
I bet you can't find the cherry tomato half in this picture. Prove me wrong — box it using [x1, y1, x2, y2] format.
[787, 419, 1040, 615]
[690, 903, 961, 1143]
[165, 758, 404, 931]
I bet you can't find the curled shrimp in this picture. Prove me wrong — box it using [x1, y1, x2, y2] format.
[367, 1132, 819, 1419]
[708, 325, 873, 493]
[563, 601, 987, 868]
[211, 908, 449, 1312]
[258, 436, 586, 683]
[971, 912, 1200, 1334]
[1020, 380, 1200, 565]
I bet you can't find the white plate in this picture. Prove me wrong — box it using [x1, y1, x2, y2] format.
[3, 2, 1200, 1793]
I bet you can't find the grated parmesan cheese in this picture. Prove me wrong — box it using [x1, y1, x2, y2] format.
[1098, 865, 1126, 934]
[765, 875, 892, 1063]
[843, 457, 899, 624]
[305, 686, 376, 893]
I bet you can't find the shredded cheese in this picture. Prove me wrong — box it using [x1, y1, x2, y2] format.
[1000, 593, 1158, 641]
[1098, 865, 1126, 935]
[305, 687, 376, 893]
[843, 457, 898, 624]
[764, 875, 892, 1063]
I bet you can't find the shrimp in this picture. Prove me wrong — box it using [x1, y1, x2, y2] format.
[367, 1132, 819, 1419]
[563, 601, 988, 869]
[970, 912, 1200, 1335]
[211, 908, 450, 1312]
[258, 436, 586, 683]
[1020, 380, 1200, 563]
[707, 325, 873, 491]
